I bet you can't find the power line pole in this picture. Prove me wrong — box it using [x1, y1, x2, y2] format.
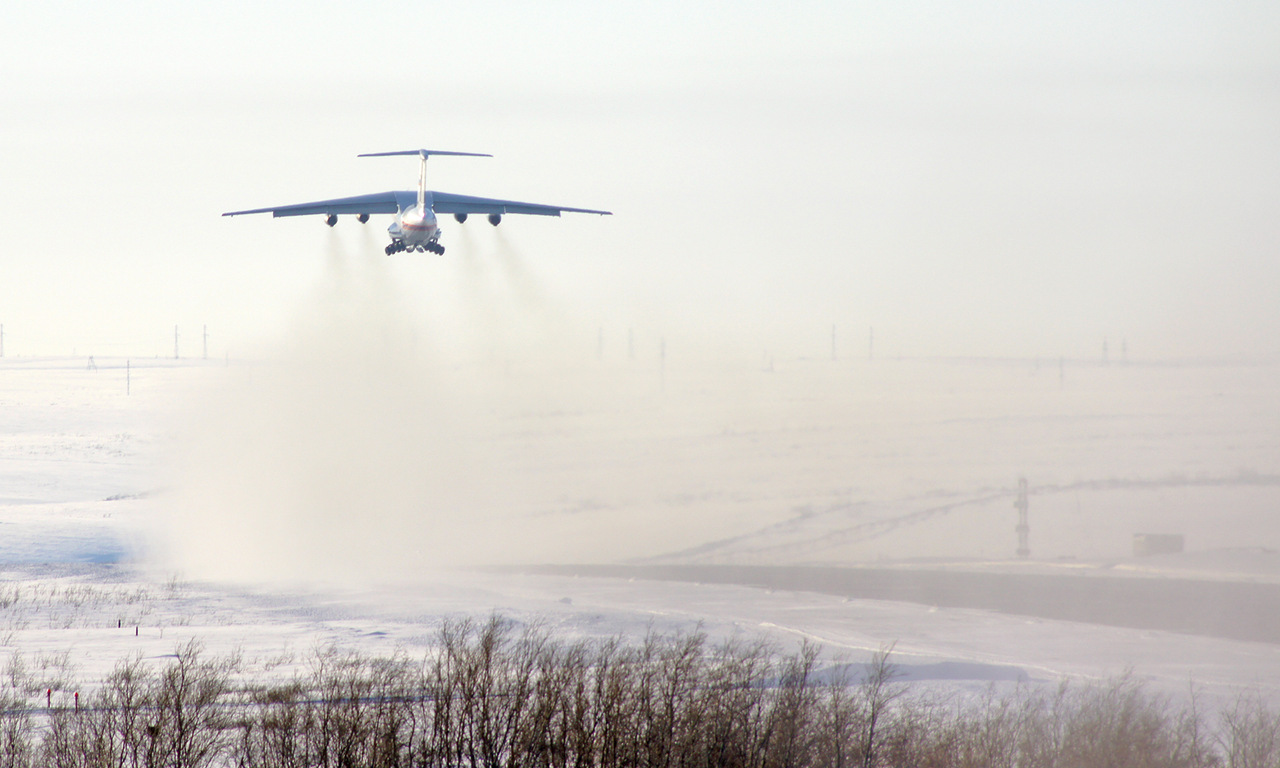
[1014, 476, 1030, 559]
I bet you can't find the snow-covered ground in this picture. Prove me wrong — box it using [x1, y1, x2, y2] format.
[1, 348, 1278, 712]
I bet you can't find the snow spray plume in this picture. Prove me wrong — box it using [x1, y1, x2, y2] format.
[163, 231, 537, 584]
[163, 231, 777, 586]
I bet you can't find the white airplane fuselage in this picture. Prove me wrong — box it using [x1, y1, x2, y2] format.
[388, 205, 439, 249]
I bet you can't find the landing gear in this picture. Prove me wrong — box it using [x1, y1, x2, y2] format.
[385, 240, 444, 255]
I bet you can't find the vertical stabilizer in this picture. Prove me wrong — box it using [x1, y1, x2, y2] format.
[417, 150, 428, 213]
[356, 149, 493, 213]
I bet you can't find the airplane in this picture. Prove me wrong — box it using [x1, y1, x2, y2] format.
[223, 149, 611, 255]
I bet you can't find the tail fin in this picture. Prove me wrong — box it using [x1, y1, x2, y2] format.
[359, 150, 492, 212]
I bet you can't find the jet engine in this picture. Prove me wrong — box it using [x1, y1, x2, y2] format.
[357, 213, 369, 223]
[454, 213, 468, 223]
[488, 213, 502, 226]
[325, 214, 338, 227]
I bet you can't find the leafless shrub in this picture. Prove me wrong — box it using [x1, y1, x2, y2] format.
[146, 639, 239, 768]
[4, 619, 1280, 768]
[1220, 691, 1280, 768]
[0, 691, 33, 768]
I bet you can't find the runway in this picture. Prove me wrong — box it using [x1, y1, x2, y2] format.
[523, 564, 1280, 645]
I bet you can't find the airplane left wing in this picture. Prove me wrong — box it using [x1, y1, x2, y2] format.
[430, 191, 612, 217]
[222, 191, 415, 218]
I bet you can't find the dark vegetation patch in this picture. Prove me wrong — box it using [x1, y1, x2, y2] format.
[6, 617, 1277, 767]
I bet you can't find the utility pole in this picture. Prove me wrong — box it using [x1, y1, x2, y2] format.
[1014, 476, 1030, 559]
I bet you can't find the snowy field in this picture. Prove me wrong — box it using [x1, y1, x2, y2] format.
[1, 341, 1279, 713]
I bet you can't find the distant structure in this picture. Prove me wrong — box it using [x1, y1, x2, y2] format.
[1014, 477, 1030, 558]
[1134, 533, 1184, 557]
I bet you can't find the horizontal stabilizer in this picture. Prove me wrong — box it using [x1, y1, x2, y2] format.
[358, 149, 492, 159]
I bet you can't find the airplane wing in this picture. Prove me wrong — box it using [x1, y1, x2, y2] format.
[222, 191, 414, 218]
[223, 190, 611, 218]
[429, 191, 612, 217]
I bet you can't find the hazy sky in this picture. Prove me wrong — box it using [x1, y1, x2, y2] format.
[3, 0, 1278, 360]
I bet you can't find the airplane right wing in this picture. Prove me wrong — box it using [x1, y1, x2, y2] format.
[429, 191, 612, 218]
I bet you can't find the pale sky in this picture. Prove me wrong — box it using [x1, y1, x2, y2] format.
[3, 0, 1278, 360]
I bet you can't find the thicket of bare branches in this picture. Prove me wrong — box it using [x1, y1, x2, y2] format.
[1, 616, 1277, 767]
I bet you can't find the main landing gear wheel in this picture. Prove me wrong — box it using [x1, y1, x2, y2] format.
[385, 241, 444, 255]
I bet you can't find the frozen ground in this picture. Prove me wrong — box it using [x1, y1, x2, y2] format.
[1, 351, 1278, 713]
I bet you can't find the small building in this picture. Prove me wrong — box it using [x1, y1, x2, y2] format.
[1133, 533, 1184, 557]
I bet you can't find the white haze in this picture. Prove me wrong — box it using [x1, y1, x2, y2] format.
[159, 228, 1280, 585]
[162, 231, 720, 581]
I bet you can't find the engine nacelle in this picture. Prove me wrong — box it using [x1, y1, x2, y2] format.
[454, 212, 468, 223]
[488, 213, 502, 226]
[357, 213, 369, 223]
[325, 214, 338, 227]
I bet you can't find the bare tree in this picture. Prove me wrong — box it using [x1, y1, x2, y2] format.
[148, 640, 237, 768]
[857, 643, 903, 768]
[1220, 692, 1280, 768]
